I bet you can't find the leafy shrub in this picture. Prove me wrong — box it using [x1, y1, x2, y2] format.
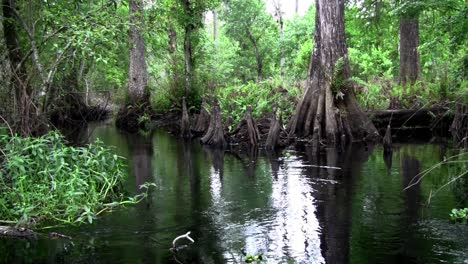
[150, 86, 173, 113]
[0, 131, 130, 226]
[450, 208, 468, 224]
[217, 78, 299, 128]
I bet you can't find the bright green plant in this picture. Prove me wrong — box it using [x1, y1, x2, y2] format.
[450, 208, 468, 224]
[0, 131, 150, 227]
[217, 78, 299, 128]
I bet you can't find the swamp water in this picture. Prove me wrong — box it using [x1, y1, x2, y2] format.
[1, 123, 467, 263]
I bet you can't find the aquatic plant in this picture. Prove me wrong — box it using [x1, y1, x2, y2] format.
[0, 131, 150, 226]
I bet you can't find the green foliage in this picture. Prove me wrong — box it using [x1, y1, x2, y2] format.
[221, 0, 280, 81]
[150, 86, 173, 113]
[244, 253, 264, 263]
[0, 131, 135, 226]
[450, 208, 468, 224]
[217, 78, 299, 127]
[282, 6, 315, 79]
[348, 47, 394, 80]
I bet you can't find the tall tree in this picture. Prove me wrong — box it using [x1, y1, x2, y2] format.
[2, 0, 37, 136]
[181, 0, 194, 95]
[288, 0, 379, 148]
[398, 1, 420, 86]
[128, 0, 148, 104]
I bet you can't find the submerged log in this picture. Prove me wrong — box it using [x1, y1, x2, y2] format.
[192, 99, 210, 135]
[0, 226, 36, 238]
[201, 102, 227, 148]
[370, 107, 450, 130]
[180, 97, 192, 139]
[266, 111, 282, 150]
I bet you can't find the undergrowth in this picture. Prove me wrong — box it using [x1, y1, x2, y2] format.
[0, 131, 151, 227]
[217, 79, 300, 129]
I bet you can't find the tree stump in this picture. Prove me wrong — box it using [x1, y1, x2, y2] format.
[180, 97, 192, 139]
[383, 125, 392, 152]
[266, 111, 282, 150]
[244, 106, 260, 147]
[192, 99, 210, 135]
[201, 102, 227, 148]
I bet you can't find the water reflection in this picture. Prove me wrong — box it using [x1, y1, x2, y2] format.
[2, 126, 468, 264]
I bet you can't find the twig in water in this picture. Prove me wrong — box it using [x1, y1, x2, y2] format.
[404, 152, 468, 191]
[172, 231, 195, 249]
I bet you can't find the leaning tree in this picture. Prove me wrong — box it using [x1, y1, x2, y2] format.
[288, 0, 380, 148]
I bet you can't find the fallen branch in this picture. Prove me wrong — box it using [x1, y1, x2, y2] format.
[0, 226, 36, 238]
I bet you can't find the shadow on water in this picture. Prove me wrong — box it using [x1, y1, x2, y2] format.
[1, 125, 468, 264]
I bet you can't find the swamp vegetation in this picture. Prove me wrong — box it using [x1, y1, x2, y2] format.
[0, 0, 467, 263]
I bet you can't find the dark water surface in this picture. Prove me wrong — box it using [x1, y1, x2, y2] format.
[1, 124, 468, 264]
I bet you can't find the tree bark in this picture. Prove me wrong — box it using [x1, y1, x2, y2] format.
[128, 0, 148, 104]
[266, 111, 282, 150]
[180, 97, 192, 139]
[288, 0, 380, 147]
[399, 15, 419, 86]
[193, 99, 210, 134]
[243, 106, 260, 147]
[201, 102, 227, 148]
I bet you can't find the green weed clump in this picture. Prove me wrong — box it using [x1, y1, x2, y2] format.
[450, 208, 468, 224]
[0, 131, 132, 226]
[217, 78, 300, 129]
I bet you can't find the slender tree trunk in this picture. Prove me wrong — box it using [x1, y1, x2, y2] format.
[246, 28, 263, 81]
[399, 15, 419, 86]
[279, 16, 285, 77]
[180, 97, 192, 139]
[288, 0, 379, 148]
[212, 10, 218, 43]
[128, 0, 148, 104]
[295, 0, 299, 14]
[181, 0, 194, 95]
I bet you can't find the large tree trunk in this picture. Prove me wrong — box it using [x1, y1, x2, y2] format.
[2, 0, 40, 136]
[288, 0, 379, 148]
[399, 15, 419, 86]
[128, 0, 148, 104]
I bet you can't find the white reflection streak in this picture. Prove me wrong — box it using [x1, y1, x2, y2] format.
[269, 158, 325, 263]
[209, 166, 222, 202]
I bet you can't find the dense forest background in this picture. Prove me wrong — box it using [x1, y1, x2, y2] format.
[0, 0, 467, 138]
